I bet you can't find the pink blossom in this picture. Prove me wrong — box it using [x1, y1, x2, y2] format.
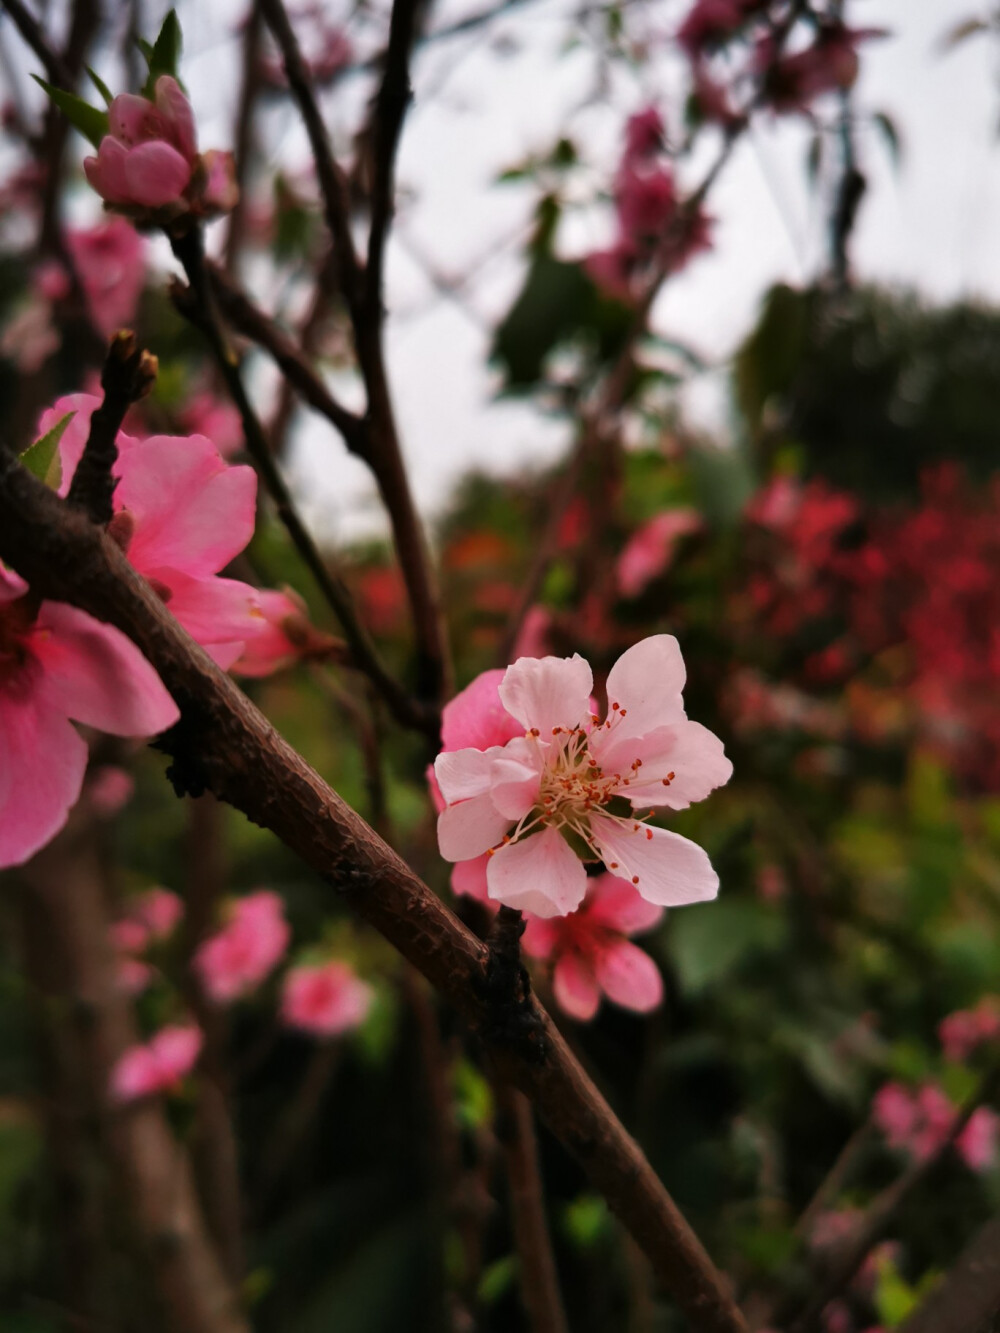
[84, 75, 235, 218]
[179, 392, 244, 458]
[939, 999, 1000, 1063]
[617, 510, 702, 597]
[758, 25, 886, 114]
[66, 219, 145, 338]
[874, 1080, 999, 1173]
[231, 588, 341, 678]
[523, 872, 664, 1020]
[87, 765, 135, 817]
[0, 562, 179, 868]
[131, 886, 184, 940]
[512, 605, 553, 661]
[434, 637, 733, 917]
[38, 393, 262, 669]
[956, 1107, 999, 1172]
[616, 165, 677, 240]
[872, 1081, 918, 1148]
[117, 957, 154, 996]
[281, 960, 373, 1037]
[194, 890, 290, 1003]
[110, 1023, 202, 1102]
[623, 107, 664, 161]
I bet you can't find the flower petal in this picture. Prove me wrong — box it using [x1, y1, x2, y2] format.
[442, 668, 523, 752]
[590, 815, 719, 908]
[116, 436, 256, 577]
[521, 913, 559, 958]
[35, 392, 102, 497]
[450, 855, 491, 904]
[602, 635, 687, 736]
[437, 794, 512, 862]
[123, 140, 191, 207]
[499, 653, 593, 734]
[155, 570, 260, 649]
[553, 953, 600, 1021]
[0, 690, 87, 868]
[31, 601, 179, 736]
[586, 873, 664, 934]
[154, 76, 197, 160]
[488, 737, 543, 819]
[84, 137, 132, 204]
[600, 719, 733, 810]
[486, 827, 587, 917]
[435, 746, 498, 804]
[595, 940, 663, 1012]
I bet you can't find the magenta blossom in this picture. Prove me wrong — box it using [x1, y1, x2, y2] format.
[873, 1080, 999, 1173]
[0, 562, 178, 868]
[110, 1022, 202, 1102]
[677, 0, 764, 58]
[434, 636, 732, 918]
[623, 107, 665, 161]
[281, 961, 374, 1037]
[38, 393, 263, 669]
[194, 890, 290, 1003]
[231, 588, 341, 678]
[523, 873, 663, 1020]
[84, 75, 235, 218]
[939, 999, 1000, 1063]
[617, 510, 703, 597]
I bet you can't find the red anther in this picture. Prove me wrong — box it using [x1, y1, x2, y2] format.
[530, 727, 541, 737]
[631, 876, 639, 885]
[502, 834, 511, 844]
[552, 727, 561, 735]
[632, 824, 640, 832]
[661, 777, 672, 786]
[486, 848, 495, 857]
[645, 829, 653, 841]
[619, 709, 627, 716]
[612, 701, 620, 710]
[609, 862, 619, 870]
[623, 778, 630, 786]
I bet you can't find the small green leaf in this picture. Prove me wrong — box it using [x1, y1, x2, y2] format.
[31, 77, 108, 148]
[86, 66, 114, 107]
[136, 38, 154, 62]
[477, 1255, 516, 1305]
[562, 1193, 611, 1248]
[141, 10, 183, 96]
[19, 411, 74, 489]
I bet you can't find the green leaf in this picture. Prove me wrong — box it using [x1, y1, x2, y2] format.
[141, 9, 183, 96]
[669, 898, 787, 997]
[19, 411, 74, 489]
[31, 77, 108, 148]
[562, 1194, 611, 1248]
[453, 1059, 493, 1130]
[490, 254, 591, 388]
[477, 1255, 516, 1305]
[86, 66, 114, 106]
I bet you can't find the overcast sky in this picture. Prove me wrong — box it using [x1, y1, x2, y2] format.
[4, 0, 998, 540]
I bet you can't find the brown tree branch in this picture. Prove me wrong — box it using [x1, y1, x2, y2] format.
[14, 818, 248, 1333]
[169, 223, 436, 738]
[0, 0, 74, 84]
[495, 1083, 569, 1333]
[223, 0, 264, 273]
[0, 455, 747, 1333]
[259, 0, 453, 705]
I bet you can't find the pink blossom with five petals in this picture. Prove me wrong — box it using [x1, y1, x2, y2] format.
[434, 636, 733, 917]
[522, 872, 664, 1020]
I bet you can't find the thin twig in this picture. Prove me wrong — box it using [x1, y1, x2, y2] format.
[0, 460, 749, 1333]
[223, 0, 264, 273]
[0, 0, 74, 85]
[170, 225, 436, 737]
[495, 1083, 569, 1333]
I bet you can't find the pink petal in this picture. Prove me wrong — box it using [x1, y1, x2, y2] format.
[603, 719, 733, 811]
[31, 601, 178, 736]
[115, 436, 256, 577]
[521, 913, 560, 958]
[437, 793, 512, 862]
[553, 953, 601, 1021]
[590, 815, 719, 908]
[110, 1045, 162, 1101]
[488, 738, 543, 819]
[0, 690, 87, 868]
[123, 141, 191, 207]
[36, 392, 102, 497]
[84, 137, 133, 204]
[154, 570, 260, 649]
[435, 746, 497, 804]
[499, 653, 594, 734]
[486, 827, 588, 918]
[109, 93, 166, 146]
[0, 563, 28, 604]
[602, 635, 687, 736]
[595, 940, 663, 1012]
[586, 872, 664, 934]
[450, 855, 491, 904]
[441, 668, 523, 752]
[149, 1023, 202, 1081]
[199, 150, 240, 214]
[154, 76, 197, 160]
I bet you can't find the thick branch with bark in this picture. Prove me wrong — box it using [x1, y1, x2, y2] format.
[0, 453, 748, 1333]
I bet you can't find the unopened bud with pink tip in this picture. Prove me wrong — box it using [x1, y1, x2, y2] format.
[84, 75, 236, 220]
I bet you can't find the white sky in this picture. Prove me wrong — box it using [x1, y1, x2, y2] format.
[3, 0, 999, 541]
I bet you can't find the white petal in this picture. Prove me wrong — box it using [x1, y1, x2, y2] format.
[590, 814, 719, 908]
[499, 654, 593, 734]
[489, 736, 543, 819]
[434, 746, 500, 804]
[602, 635, 687, 738]
[486, 827, 588, 918]
[601, 720, 733, 810]
[437, 794, 512, 862]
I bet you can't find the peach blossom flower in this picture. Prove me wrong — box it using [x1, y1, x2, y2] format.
[281, 961, 373, 1037]
[434, 636, 732, 917]
[617, 510, 702, 597]
[110, 1023, 202, 1101]
[0, 563, 178, 868]
[523, 873, 663, 1020]
[194, 890, 290, 1003]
